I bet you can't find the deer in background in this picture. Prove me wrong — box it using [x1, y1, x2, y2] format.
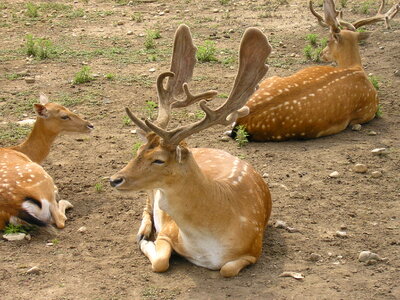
[110, 25, 272, 277]
[0, 94, 94, 230]
[232, 0, 399, 142]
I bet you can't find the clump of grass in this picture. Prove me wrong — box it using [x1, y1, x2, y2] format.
[105, 73, 115, 80]
[73, 66, 93, 84]
[368, 75, 380, 90]
[3, 223, 30, 234]
[144, 30, 161, 50]
[375, 104, 383, 118]
[306, 34, 318, 46]
[51, 238, 60, 245]
[196, 40, 218, 63]
[219, 0, 230, 5]
[340, 0, 348, 8]
[94, 183, 104, 193]
[144, 100, 157, 119]
[123, 115, 132, 126]
[58, 94, 83, 107]
[132, 12, 143, 23]
[132, 142, 143, 156]
[359, 1, 372, 15]
[303, 34, 326, 62]
[5, 73, 23, 80]
[26, 34, 54, 60]
[303, 44, 313, 60]
[235, 125, 249, 147]
[26, 2, 39, 18]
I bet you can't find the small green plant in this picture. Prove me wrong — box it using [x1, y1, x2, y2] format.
[3, 223, 29, 234]
[144, 100, 157, 119]
[235, 125, 249, 147]
[144, 30, 161, 50]
[94, 182, 104, 193]
[123, 115, 132, 126]
[360, 1, 372, 15]
[194, 110, 205, 120]
[368, 75, 380, 90]
[303, 44, 313, 60]
[73, 66, 93, 84]
[26, 2, 39, 18]
[26, 34, 53, 60]
[375, 104, 383, 118]
[5, 73, 23, 80]
[105, 73, 115, 80]
[51, 238, 60, 245]
[132, 12, 143, 23]
[340, 0, 348, 8]
[219, 0, 230, 5]
[196, 40, 218, 63]
[306, 33, 318, 46]
[132, 142, 143, 156]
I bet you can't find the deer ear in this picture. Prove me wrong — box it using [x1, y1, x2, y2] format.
[39, 93, 49, 105]
[137, 129, 148, 142]
[34, 104, 49, 119]
[358, 31, 371, 41]
[175, 145, 189, 163]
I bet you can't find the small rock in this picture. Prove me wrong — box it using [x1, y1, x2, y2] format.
[223, 130, 232, 137]
[310, 253, 322, 262]
[367, 130, 377, 136]
[290, 53, 296, 57]
[379, 46, 385, 50]
[371, 171, 382, 178]
[329, 171, 340, 178]
[371, 148, 388, 155]
[3, 233, 26, 241]
[148, 68, 156, 73]
[213, 8, 219, 13]
[26, 266, 40, 275]
[164, 9, 170, 13]
[130, 129, 137, 134]
[279, 271, 304, 280]
[25, 77, 35, 84]
[353, 163, 367, 173]
[46, 242, 54, 246]
[336, 230, 347, 238]
[78, 226, 87, 233]
[127, 31, 133, 36]
[351, 124, 362, 131]
[220, 136, 230, 142]
[262, 173, 269, 178]
[394, 70, 400, 77]
[340, 224, 347, 230]
[117, 20, 124, 26]
[228, 28, 234, 33]
[158, 11, 165, 16]
[358, 250, 388, 263]
[274, 220, 287, 229]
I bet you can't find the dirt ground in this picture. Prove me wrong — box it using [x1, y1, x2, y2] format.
[0, 0, 399, 299]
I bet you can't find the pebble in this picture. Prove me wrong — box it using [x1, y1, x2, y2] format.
[117, 20, 124, 25]
[329, 171, 340, 178]
[309, 253, 322, 262]
[220, 136, 230, 142]
[130, 129, 137, 134]
[127, 31, 133, 35]
[335, 230, 347, 238]
[46, 242, 54, 246]
[148, 68, 156, 73]
[3, 233, 26, 241]
[353, 163, 367, 173]
[351, 124, 362, 131]
[78, 226, 87, 233]
[340, 224, 347, 230]
[358, 250, 388, 263]
[274, 220, 287, 229]
[367, 130, 377, 136]
[25, 77, 35, 84]
[262, 173, 269, 178]
[26, 266, 40, 275]
[371, 171, 382, 178]
[371, 148, 388, 155]
[394, 70, 400, 77]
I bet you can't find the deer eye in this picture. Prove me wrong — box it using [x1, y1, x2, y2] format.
[152, 159, 165, 165]
[61, 115, 70, 120]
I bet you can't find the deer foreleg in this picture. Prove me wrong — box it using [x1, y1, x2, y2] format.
[137, 193, 154, 242]
[220, 256, 257, 277]
[49, 201, 67, 229]
[58, 200, 73, 217]
[140, 237, 172, 273]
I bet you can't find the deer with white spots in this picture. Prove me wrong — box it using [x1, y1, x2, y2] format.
[110, 25, 272, 277]
[232, 0, 399, 142]
[0, 94, 94, 230]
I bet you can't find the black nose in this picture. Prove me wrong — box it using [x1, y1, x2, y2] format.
[110, 177, 124, 187]
[87, 123, 94, 129]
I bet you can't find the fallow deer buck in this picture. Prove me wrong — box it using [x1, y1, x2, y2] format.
[110, 25, 272, 277]
[0, 94, 94, 230]
[232, 0, 399, 142]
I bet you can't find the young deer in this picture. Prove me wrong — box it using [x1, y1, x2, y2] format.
[232, 0, 399, 142]
[110, 25, 272, 277]
[0, 95, 93, 230]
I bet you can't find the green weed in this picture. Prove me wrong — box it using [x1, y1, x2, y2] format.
[3, 223, 30, 234]
[235, 125, 249, 147]
[368, 75, 379, 90]
[303, 34, 326, 62]
[219, 0, 230, 5]
[4, 73, 23, 80]
[26, 34, 54, 60]
[73, 66, 94, 84]
[340, 0, 348, 8]
[132, 142, 143, 156]
[306, 34, 318, 46]
[375, 104, 383, 117]
[26, 2, 39, 18]
[123, 115, 132, 126]
[196, 41, 217, 63]
[132, 12, 143, 23]
[94, 183, 104, 193]
[105, 73, 116, 80]
[144, 100, 157, 119]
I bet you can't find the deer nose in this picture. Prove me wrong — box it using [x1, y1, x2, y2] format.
[87, 123, 94, 130]
[110, 177, 125, 187]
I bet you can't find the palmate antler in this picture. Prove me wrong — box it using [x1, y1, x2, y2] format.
[310, 0, 400, 32]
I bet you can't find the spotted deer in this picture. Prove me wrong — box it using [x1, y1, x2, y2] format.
[110, 25, 272, 277]
[232, 0, 399, 142]
[0, 94, 93, 230]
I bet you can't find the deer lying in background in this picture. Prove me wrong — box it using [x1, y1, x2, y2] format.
[110, 25, 272, 277]
[0, 94, 93, 230]
[232, 0, 399, 142]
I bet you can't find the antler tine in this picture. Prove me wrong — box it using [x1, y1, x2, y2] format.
[352, 0, 400, 29]
[171, 83, 218, 109]
[309, 0, 329, 28]
[125, 107, 151, 133]
[145, 27, 271, 146]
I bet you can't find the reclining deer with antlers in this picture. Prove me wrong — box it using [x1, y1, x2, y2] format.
[110, 25, 272, 277]
[231, 0, 399, 141]
[0, 94, 93, 230]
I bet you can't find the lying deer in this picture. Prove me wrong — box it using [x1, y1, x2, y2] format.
[232, 0, 399, 141]
[110, 25, 272, 277]
[0, 94, 93, 230]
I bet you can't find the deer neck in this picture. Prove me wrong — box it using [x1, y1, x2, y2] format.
[11, 118, 58, 164]
[335, 45, 363, 69]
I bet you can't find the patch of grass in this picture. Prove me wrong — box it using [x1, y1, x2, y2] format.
[132, 12, 144, 23]
[235, 125, 249, 147]
[132, 142, 143, 156]
[359, 1, 373, 15]
[51, 238, 60, 245]
[303, 34, 326, 62]
[123, 115, 132, 126]
[4, 73, 23, 80]
[193, 110, 205, 120]
[196, 40, 218, 63]
[340, 0, 348, 8]
[105, 73, 116, 80]
[375, 104, 383, 118]
[26, 2, 39, 18]
[144, 100, 157, 119]
[73, 66, 94, 85]
[306, 34, 318, 46]
[303, 44, 313, 60]
[368, 75, 380, 90]
[3, 224, 30, 234]
[94, 183, 104, 193]
[58, 94, 84, 107]
[0, 123, 31, 144]
[144, 30, 161, 50]
[26, 34, 54, 60]
[219, 0, 230, 5]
